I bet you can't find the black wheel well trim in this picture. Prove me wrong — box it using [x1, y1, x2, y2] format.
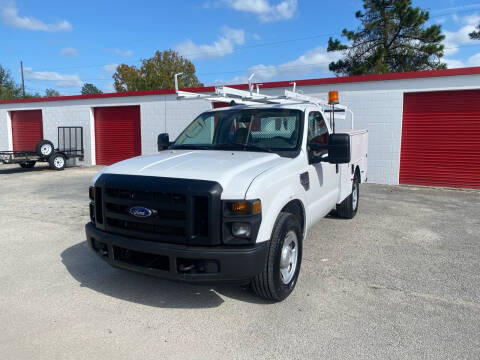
[354, 165, 361, 183]
[280, 199, 306, 238]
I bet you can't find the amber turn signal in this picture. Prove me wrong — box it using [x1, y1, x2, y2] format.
[230, 200, 262, 215]
[89, 186, 95, 201]
[252, 200, 262, 214]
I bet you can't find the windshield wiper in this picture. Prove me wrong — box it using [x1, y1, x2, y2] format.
[171, 144, 212, 150]
[215, 143, 274, 153]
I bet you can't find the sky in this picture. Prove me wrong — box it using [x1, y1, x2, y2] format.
[1, 0, 480, 95]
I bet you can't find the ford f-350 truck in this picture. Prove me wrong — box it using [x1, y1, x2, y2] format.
[86, 85, 368, 301]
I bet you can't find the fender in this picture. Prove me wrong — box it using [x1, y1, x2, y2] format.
[245, 160, 309, 243]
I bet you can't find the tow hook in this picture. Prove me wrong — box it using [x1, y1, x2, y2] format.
[178, 264, 195, 272]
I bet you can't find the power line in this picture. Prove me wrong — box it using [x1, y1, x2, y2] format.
[18, 4, 480, 76]
[22, 42, 480, 83]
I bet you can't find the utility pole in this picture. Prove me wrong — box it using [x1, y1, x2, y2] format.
[20, 61, 25, 98]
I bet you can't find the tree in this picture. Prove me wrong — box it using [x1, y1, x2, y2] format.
[45, 88, 60, 97]
[113, 50, 203, 92]
[0, 64, 23, 100]
[82, 83, 103, 95]
[327, 0, 446, 76]
[470, 24, 480, 40]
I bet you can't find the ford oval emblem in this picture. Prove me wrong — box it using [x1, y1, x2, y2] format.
[128, 206, 153, 218]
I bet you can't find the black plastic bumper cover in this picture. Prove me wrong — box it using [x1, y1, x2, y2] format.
[85, 222, 269, 282]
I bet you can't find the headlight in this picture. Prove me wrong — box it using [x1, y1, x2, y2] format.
[232, 223, 252, 237]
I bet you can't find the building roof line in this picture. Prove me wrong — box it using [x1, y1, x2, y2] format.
[2, 66, 480, 105]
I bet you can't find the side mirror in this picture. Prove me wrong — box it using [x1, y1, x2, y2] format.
[308, 133, 350, 164]
[327, 133, 350, 164]
[157, 133, 170, 151]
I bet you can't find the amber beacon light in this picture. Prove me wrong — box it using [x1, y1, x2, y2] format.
[328, 90, 339, 104]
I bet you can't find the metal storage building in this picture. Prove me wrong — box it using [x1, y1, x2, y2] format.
[1, 66, 479, 189]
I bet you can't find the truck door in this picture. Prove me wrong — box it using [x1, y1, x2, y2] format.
[305, 110, 339, 224]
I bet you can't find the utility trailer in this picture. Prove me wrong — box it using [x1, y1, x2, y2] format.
[0, 126, 84, 171]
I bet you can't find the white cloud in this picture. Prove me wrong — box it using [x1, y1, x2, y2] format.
[443, 13, 480, 56]
[107, 48, 133, 57]
[60, 47, 79, 57]
[218, 0, 297, 22]
[23, 67, 83, 88]
[176, 26, 245, 59]
[253, 33, 261, 40]
[0, 1, 72, 31]
[444, 52, 480, 68]
[230, 46, 341, 83]
[103, 63, 118, 74]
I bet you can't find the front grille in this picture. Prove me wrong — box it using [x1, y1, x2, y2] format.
[93, 174, 222, 246]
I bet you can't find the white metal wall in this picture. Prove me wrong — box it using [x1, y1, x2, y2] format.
[0, 96, 210, 166]
[1, 73, 480, 184]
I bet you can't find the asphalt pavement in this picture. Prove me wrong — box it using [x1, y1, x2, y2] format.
[0, 164, 479, 359]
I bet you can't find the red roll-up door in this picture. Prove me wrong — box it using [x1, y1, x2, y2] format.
[11, 110, 43, 151]
[212, 102, 230, 108]
[400, 90, 480, 189]
[94, 106, 141, 165]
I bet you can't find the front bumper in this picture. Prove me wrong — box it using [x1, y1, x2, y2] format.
[85, 222, 268, 283]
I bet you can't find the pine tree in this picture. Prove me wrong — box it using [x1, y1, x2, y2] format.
[327, 0, 446, 76]
[470, 24, 480, 40]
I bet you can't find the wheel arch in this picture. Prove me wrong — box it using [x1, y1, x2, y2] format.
[281, 199, 306, 239]
[255, 191, 308, 243]
[355, 165, 361, 183]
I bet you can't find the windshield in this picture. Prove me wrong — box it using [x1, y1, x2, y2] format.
[172, 108, 303, 154]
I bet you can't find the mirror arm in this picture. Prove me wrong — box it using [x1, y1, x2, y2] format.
[308, 143, 329, 151]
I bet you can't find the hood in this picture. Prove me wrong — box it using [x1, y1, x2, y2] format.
[95, 150, 288, 199]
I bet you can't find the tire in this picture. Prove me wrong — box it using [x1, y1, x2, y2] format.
[19, 161, 36, 169]
[49, 153, 66, 171]
[336, 173, 360, 219]
[35, 140, 54, 158]
[251, 212, 302, 301]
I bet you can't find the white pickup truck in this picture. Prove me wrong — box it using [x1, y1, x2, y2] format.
[86, 86, 368, 301]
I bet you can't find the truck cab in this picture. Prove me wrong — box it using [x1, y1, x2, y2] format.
[86, 87, 368, 301]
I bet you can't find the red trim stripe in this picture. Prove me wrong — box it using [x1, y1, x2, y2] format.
[2, 66, 480, 105]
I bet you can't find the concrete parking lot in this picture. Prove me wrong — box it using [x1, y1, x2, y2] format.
[0, 164, 479, 360]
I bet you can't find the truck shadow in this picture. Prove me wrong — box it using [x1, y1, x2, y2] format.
[61, 242, 272, 308]
[0, 164, 51, 174]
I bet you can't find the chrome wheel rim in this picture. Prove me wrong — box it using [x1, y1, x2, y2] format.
[54, 157, 64, 168]
[280, 230, 298, 284]
[41, 144, 52, 155]
[352, 181, 358, 210]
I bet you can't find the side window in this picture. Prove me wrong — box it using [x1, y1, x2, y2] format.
[308, 111, 329, 145]
[178, 115, 216, 145]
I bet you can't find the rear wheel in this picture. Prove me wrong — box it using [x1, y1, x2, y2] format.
[35, 140, 54, 158]
[49, 153, 65, 171]
[336, 173, 360, 219]
[19, 161, 36, 169]
[251, 212, 302, 301]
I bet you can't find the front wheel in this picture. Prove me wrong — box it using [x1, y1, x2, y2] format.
[251, 212, 302, 301]
[49, 153, 66, 171]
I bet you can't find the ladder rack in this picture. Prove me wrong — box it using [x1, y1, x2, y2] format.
[174, 73, 355, 129]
